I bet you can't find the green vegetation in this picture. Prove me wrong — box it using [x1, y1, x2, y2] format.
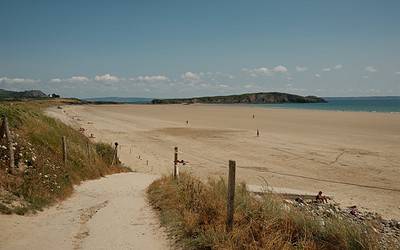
[0, 100, 128, 214]
[152, 92, 326, 104]
[147, 174, 379, 250]
[0, 88, 48, 100]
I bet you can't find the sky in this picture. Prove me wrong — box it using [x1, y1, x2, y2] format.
[1, 0, 400, 98]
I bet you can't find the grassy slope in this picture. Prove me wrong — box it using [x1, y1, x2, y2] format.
[147, 174, 379, 250]
[0, 99, 129, 214]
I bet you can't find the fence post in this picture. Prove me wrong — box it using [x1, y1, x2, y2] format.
[226, 160, 236, 232]
[62, 136, 67, 167]
[86, 141, 91, 164]
[2, 116, 15, 174]
[173, 147, 179, 179]
[111, 142, 118, 166]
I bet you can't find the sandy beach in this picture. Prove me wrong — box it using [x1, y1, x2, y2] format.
[47, 104, 400, 219]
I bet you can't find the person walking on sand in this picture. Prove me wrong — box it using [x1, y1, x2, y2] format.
[257, 129, 260, 137]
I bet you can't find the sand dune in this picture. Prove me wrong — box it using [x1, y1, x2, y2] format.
[47, 104, 400, 219]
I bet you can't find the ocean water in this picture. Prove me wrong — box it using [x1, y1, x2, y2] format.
[253, 97, 400, 113]
[84, 97, 153, 104]
[85, 96, 400, 113]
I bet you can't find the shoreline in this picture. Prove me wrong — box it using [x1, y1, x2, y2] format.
[86, 101, 400, 114]
[46, 104, 400, 219]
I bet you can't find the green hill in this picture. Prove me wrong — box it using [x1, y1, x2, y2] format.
[152, 92, 326, 104]
[0, 89, 48, 100]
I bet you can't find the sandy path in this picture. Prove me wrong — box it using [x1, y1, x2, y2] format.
[46, 104, 400, 219]
[0, 173, 169, 250]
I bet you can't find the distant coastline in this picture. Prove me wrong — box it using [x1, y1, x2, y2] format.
[152, 92, 326, 104]
[83, 95, 400, 113]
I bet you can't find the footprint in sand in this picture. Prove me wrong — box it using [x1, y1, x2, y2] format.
[73, 200, 109, 250]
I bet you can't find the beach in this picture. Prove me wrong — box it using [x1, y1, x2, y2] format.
[47, 104, 400, 219]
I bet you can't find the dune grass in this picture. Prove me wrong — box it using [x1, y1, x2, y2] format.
[0, 100, 128, 213]
[147, 173, 379, 250]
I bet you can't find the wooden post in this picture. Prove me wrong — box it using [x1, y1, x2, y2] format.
[226, 160, 236, 232]
[62, 136, 67, 166]
[0, 117, 4, 137]
[2, 116, 15, 174]
[86, 141, 90, 164]
[173, 147, 178, 179]
[111, 142, 118, 166]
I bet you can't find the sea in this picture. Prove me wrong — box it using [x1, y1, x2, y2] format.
[256, 96, 400, 113]
[84, 96, 400, 113]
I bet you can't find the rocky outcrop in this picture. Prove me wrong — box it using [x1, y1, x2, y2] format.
[152, 92, 326, 104]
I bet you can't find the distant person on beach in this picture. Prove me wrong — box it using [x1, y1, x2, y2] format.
[186, 120, 189, 125]
[252, 114, 255, 119]
[256, 129, 260, 137]
[316, 191, 328, 203]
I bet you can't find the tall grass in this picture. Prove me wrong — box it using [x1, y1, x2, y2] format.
[147, 173, 379, 250]
[0, 100, 128, 213]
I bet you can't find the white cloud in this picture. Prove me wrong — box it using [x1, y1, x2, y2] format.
[0, 77, 40, 84]
[69, 76, 89, 82]
[363, 75, 369, 79]
[51, 76, 90, 83]
[395, 71, 400, 75]
[243, 65, 288, 77]
[322, 68, 331, 72]
[253, 67, 270, 75]
[50, 78, 62, 83]
[365, 66, 377, 73]
[242, 67, 270, 77]
[272, 65, 288, 73]
[296, 66, 308, 72]
[134, 75, 169, 82]
[334, 64, 343, 70]
[286, 76, 293, 81]
[95, 74, 120, 82]
[315, 74, 321, 78]
[181, 72, 200, 81]
[218, 84, 229, 88]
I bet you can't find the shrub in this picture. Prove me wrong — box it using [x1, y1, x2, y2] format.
[147, 173, 379, 250]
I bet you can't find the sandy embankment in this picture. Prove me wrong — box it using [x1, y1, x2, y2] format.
[47, 104, 400, 219]
[0, 173, 169, 250]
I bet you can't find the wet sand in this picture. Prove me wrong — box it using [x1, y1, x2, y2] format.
[47, 104, 400, 219]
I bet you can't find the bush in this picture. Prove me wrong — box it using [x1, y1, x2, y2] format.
[0, 100, 128, 213]
[147, 173, 379, 250]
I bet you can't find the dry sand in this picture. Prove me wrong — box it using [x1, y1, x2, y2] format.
[46, 104, 400, 219]
[0, 173, 169, 250]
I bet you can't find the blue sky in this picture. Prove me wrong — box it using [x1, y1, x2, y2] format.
[1, 0, 399, 98]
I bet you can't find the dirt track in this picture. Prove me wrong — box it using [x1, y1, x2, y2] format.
[0, 173, 169, 250]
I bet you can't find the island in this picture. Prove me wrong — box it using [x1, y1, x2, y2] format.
[152, 92, 326, 104]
